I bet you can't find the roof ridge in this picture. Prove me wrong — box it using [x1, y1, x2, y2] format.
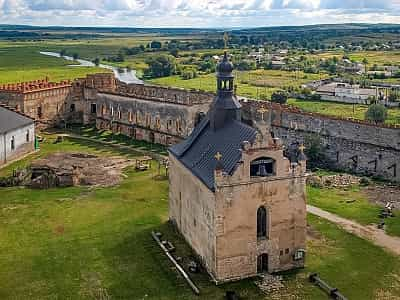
[0, 103, 34, 121]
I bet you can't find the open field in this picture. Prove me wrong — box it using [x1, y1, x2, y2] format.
[308, 50, 400, 66]
[288, 99, 400, 125]
[0, 43, 107, 83]
[150, 69, 326, 99]
[1, 132, 400, 299]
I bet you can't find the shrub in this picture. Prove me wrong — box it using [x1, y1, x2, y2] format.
[271, 90, 288, 104]
[365, 104, 388, 124]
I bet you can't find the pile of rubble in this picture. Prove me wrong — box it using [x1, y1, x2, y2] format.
[254, 274, 284, 294]
[29, 153, 136, 189]
[308, 174, 362, 188]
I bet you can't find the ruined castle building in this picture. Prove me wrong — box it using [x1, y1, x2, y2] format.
[168, 53, 307, 283]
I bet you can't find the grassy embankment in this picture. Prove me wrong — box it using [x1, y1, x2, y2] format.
[1, 133, 400, 299]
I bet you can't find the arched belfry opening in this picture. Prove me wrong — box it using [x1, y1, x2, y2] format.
[251, 157, 276, 177]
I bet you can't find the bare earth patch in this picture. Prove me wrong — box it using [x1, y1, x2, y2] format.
[362, 184, 400, 210]
[30, 153, 137, 188]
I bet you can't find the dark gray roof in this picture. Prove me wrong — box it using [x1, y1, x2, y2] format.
[0, 106, 33, 134]
[169, 117, 257, 191]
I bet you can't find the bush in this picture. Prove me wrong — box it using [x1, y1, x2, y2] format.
[271, 90, 288, 104]
[181, 69, 198, 80]
[365, 104, 388, 124]
[145, 54, 177, 78]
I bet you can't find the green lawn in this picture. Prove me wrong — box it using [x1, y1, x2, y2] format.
[288, 99, 400, 125]
[308, 186, 400, 237]
[1, 132, 400, 299]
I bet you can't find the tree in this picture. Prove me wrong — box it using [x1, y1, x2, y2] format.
[365, 104, 388, 124]
[150, 41, 162, 49]
[271, 90, 289, 104]
[169, 49, 179, 58]
[92, 58, 100, 66]
[145, 54, 177, 78]
[72, 53, 79, 60]
[60, 49, 67, 56]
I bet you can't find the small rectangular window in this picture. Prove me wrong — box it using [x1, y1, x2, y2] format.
[26, 130, 30, 142]
[11, 136, 15, 151]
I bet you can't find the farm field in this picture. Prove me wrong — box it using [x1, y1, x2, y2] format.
[287, 99, 400, 125]
[0, 43, 107, 83]
[1, 133, 400, 299]
[150, 69, 326, 99]
[308, 50, 400, 66]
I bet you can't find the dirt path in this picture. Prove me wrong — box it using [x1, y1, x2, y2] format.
[307, 205, 400, 256]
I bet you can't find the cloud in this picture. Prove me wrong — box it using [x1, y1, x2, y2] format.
[0, 0, 399, 27]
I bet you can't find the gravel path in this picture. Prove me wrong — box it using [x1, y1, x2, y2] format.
[307, 205, 400, 256]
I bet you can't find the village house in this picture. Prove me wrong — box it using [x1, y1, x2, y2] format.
[0, 105, 35, 166]
[168, 53, 307, 283]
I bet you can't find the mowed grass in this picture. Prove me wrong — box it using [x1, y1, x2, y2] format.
[1, 133, 400, 298]
[308, 186, 400, 237]
[288, 99, 400, 125]
[0, 44, 108, 84]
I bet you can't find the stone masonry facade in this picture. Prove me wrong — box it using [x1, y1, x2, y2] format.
[0, 73, 398, 183]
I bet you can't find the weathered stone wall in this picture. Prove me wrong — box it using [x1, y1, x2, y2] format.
[94, 92, 211, 145]
[242, 101, 400, 183]
[169, 154, 217, 278]
[212, 130, 307, 283]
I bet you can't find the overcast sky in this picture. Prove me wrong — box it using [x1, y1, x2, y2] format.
[1, 0, 400, 27]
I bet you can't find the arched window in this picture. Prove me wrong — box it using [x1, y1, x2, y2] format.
[257, 206, 268, 239]
[251, 157, 275, 177]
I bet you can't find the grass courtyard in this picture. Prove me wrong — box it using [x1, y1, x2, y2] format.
[0, 134, 400, 299]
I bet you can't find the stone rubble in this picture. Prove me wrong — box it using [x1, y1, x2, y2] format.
[308, 174, 361, 188]
[254, 274, 284, 294]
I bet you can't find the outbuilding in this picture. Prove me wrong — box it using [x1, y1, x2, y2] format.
[0, 106, 35, 166]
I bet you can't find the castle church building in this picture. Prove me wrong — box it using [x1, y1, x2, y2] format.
[169, 52, 308, 283]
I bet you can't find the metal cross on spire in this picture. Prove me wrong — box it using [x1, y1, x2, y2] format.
[257, 106, 268, 121]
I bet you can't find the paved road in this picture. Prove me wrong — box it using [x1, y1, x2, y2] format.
[307, 205, 400, 256]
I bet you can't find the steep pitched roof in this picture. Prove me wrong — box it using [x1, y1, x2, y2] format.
[0, 106, 34, 134]
[169, 117, 257, 191]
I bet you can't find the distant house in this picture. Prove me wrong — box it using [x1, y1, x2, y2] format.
[316, 82, 379, 104]
[0, 106, 35, 166]
[339, 60, 365, 75]
[270, 60, 286, 69]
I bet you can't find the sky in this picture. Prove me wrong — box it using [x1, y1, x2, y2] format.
[0, 0, 400, 28]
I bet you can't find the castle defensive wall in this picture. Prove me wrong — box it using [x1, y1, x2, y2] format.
[0, 73, 399, 183]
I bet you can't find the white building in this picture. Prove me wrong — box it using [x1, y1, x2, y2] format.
[0, 106, 35, 166]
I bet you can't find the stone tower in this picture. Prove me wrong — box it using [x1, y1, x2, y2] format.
[168, 52, 307, 283]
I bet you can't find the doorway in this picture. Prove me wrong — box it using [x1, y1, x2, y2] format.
[257, 254, 269, 274]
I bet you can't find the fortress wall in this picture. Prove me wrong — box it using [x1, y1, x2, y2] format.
[241, 101, 400, 182]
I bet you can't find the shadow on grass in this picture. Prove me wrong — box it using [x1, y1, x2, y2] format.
[106, 221, 263, 300]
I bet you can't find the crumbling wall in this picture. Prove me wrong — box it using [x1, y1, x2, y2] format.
[241, 100, 400, 183]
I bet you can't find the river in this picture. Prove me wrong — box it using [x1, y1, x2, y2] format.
[39, 51, 143, 84]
